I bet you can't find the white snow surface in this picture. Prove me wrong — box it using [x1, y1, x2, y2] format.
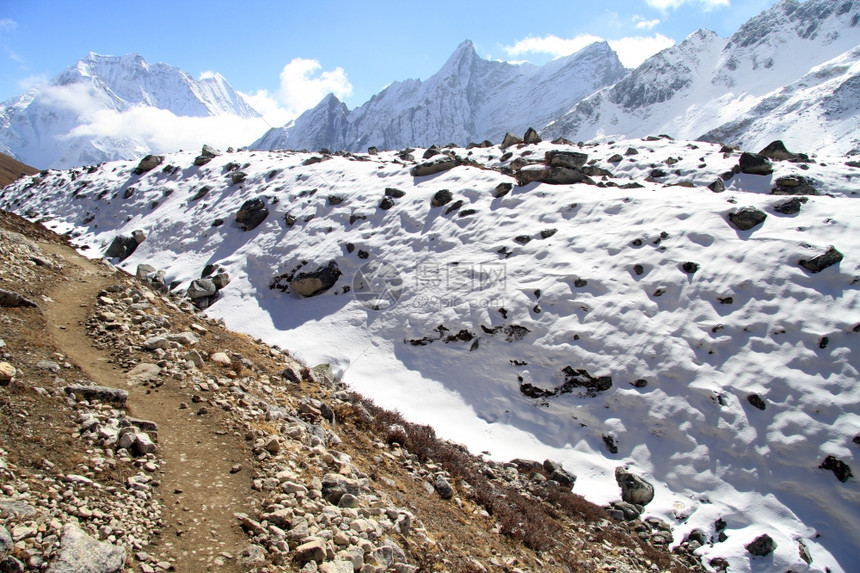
[4, 137, 859, 573]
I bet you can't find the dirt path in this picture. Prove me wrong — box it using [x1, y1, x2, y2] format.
[40, 244, 251, 572]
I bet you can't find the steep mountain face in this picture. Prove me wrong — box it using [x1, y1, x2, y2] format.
[0, 53, 261, 169]
[252, 40, 626, 152]
[544, 0, 860, 153]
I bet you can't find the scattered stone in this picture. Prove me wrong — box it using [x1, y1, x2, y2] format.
[515, 165, 594, 186]
[187, 278, 217, 300]
[0, 289, 36, 308]
[819, 455, 853, 482]
[0, 362, 15, 383]
[728, 206, 767, 231]
[738, 152, 773, 175]
[134, 155, 164, 174]
[681, 261, 700, 274]
[523, 127, 541, 144]
[104, 231, 145, 260]
[193, 145, 220, 166]
[293, 539, 327, 564]
[615, 467, 654, 506]
[46, 523, 125, 573]
[64, 384, 128, 405]
[772, 175, 818, 195]
[799, 246, 843, 273]
[434, 476, 455, 500]
[492, 182, 513, 198]
[290, 261, 342, 297]
[759, 140, 808, 162]
[431, 190, 453, 208]
[236, 198, 269, 231]
[772, 196, 808, 214]
[747, 394, 766, 410]
[708, 179, 726, 193]
[745, 533, 776, 557]
[210, 352, 232, 366]
[410, 156, 459, 177]
[500, 132, 523, 149]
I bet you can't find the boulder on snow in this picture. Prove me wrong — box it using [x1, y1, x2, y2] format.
[133, 155, 163, 174]
[236, 198, 269, 231]
[615, 467, 654, 506]
[819, 455, 853, 482]
[799, 246, 843, 273]
[545, 150, 588, 169]
[738, 152, 773, 175]
[758, 140, 809, 162]
[193, 144, 221, 166]
[431, 189, 454, 207]
[522, 127, 541, 144]
[772, 175, 818, 195]
[187, 278, 217, 300]
[410, 156, 459, 177]
[728, 206, 767, 231]
[290, 261, 342, 297]
[500, 132, 523, 149]
[745, 533, 777, 557]
[104, 230, 145, 260]
[515, 165, 594, 186]
[772, 196, 808, 214]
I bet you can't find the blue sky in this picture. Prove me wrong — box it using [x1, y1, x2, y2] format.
[1, 0, 779, 125]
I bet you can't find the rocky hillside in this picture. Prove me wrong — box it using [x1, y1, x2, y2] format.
[0, 209, 702, 572]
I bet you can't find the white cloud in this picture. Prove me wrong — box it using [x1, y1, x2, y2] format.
[503, 33, 675, 69]
[39, 83, 270, 151]
[634, 17, 661, 30]
[277, 58, 353, 118]
[0, 18, 17, 33]
[64, 105, 270, 152]
[17, 74, 47, 91]
[609, 34, 675, 67]
[198, 70, 218, 80]
[646, 0, 729, 11]
[239, 89, 293, 127]
[504, 34, 604, 59]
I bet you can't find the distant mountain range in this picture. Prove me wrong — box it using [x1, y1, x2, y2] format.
[0, 53, 260, 169]
[1, 0, 857, 170]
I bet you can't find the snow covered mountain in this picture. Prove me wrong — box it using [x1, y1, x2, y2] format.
[252, 40, 626, 152]
[4, 134, 859, 573]
[257, 0, 860, 156]
[0, 53, 263, 169]
[545, 0, 860, 154]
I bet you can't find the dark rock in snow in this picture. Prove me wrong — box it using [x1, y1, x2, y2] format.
[747, 393, 766, 410]
[708, 179, 726, 193]
[799, 246, 843, 273]
[187, 279, 217, 300]
[384, 187, 406, 198]
[772, 196, 808, 214]
[104, 230, 145, 260]
[772, 175, 818, 195]
[745, 533, 777, 557]
[290, 261, 342, 297]
[431, 189, 453, 207]
[615, 467, 654, 506]
[133, 155, 163, 174]
[545, 150, 588, 169]
[500, 132, 523, 149]
[819, 455, 853, 482]
[379, 196, 395, 210]
[193, 144, 220, 166]
[739, 152, 773, 175]
[758, 140, 808, 162]
[236, 198, 269, 231]
[523, 127, 541, 144]
[328, 195, 344, 206]
[410, 156, 459, 177]
[515, 165, 594, 186]
[681, 261, 700, 274]
[492, 182, 513, 198]
[728, 206, 767, 230]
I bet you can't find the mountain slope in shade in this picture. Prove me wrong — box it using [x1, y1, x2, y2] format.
[0, 53, 262, 170]
[253, 40, 626, 152]
[544, 0, 860, 154]
[0, 151, 38, 188]
[3, 135, 859, 573]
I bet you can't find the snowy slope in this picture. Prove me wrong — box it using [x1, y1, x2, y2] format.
[3, 136, 859, 573]
[252, 40, 625, 152]
[0, 53, 263, 170]
[545, 0, 860, 154]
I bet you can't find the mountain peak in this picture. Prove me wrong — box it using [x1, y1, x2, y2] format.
[443, 39, 478, 66]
